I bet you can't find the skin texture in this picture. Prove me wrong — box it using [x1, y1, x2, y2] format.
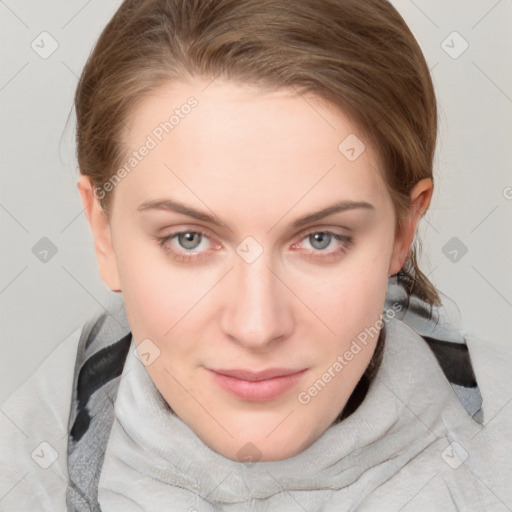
[78, 79, 433, 461]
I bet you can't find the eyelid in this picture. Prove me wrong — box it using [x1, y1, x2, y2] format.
[294, 224, 352, 239]
[157, 225, 220, 246]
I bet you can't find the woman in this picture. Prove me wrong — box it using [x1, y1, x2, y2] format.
[1, 0, 511, 510]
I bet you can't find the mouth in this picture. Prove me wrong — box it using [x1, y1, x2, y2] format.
[206, 367, 308, 401]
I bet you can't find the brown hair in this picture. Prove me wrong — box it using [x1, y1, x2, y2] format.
[75, 0, 441, 307]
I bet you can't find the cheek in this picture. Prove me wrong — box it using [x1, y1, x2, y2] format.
[298, 234, 392, 346]
[295, 261, 389, 416]
[113, 232, 206, 344]
[308, 275, 387, 367]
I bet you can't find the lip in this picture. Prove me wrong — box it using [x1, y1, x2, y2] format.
[207, 367, 308, 401]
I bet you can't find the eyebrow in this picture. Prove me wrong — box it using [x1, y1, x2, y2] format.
[137, 197, 375, 230]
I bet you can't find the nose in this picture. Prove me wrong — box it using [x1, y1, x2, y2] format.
[219, 253, 294, 351]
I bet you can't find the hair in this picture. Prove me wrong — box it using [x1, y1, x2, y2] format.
[74, 0, 441, 308]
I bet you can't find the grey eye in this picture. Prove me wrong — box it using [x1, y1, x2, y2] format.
[177, 232, 203, 250]
[309, 232, 331, 250]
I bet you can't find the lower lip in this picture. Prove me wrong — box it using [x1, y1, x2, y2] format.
[208, 369, 307, 401]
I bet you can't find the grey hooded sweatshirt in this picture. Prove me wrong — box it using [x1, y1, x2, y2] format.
[1, 278, 511, 511]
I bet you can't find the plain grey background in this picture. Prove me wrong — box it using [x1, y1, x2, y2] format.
[1, 0, 511, 402]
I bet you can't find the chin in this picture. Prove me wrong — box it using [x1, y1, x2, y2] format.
[208, 416, 320, 463]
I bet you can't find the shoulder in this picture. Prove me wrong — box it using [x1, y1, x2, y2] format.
[0, 326, 83, 511]
[463, 332, 512, 481]
[463, 330, 512, 422]
[456, 331, 512, 506]
[374, 319, 512, 508]
[444, 329, 512, 506]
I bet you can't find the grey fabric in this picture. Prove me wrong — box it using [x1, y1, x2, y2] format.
[66, 301, 131, 512]
[384, 275, 482, 417]
[3, 276, 509, 511]
[384, 274, 465, 343]
[97, 309, 494, 510]
[451, 383, 484, 423]
[65, 277, 485, 510]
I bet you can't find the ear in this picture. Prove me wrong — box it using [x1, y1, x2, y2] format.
[388, 178, 433, 276]
[77, 175, 122, 292]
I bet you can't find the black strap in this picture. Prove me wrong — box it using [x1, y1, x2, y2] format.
[423, 336, 477, 388]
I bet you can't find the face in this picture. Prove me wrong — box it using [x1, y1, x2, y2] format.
[79, 79, 431, 461]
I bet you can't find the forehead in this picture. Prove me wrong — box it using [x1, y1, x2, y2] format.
[114, 79, 391, 220]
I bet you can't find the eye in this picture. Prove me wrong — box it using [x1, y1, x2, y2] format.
[307, 232, 334, 250]
[292, 230, 354, 261]
[153, 229, 217, 263]
[175, 231, 204, 250]
[153, 228, 354, 263]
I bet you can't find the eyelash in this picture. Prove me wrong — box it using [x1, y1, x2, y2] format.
[153, 228, 354, 263]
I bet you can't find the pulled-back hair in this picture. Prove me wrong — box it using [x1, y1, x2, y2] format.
[75, 0, 441, 307]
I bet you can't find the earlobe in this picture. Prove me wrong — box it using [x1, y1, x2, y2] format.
[77, 175, 122, 292]
[388, 178, 434, 277]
